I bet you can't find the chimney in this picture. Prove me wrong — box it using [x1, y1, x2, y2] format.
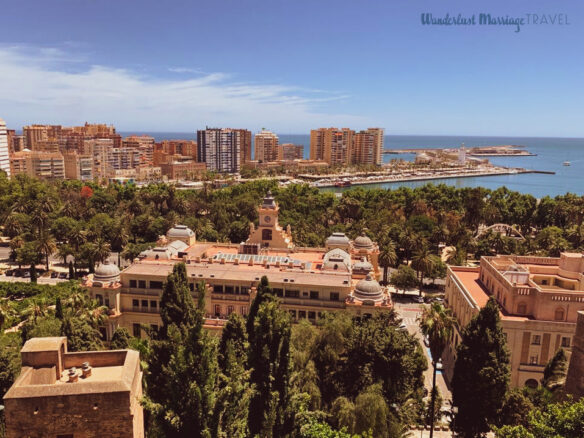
[68, 367, 79, 383]
[81, 362, 92, 378]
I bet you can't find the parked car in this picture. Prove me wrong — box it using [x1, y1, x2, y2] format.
[50, 271, 59, 278]
[58, 272, 68, 279]
[22, 271, 31, 278]
[399, 323, 408, 331]
[436, 360, 443, 370]
[412, 296, 424, 303]
[13, 270, 23, 277]
[5, 269, 14, 276]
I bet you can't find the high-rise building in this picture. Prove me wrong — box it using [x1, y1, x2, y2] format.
[0, 118, 10, 176]
[122, 135, 155, 166]
[197, 128, 247, 173]
[280, 143, 304, 161]
[310, 128, 354, 166]
[63, 151, 94, 181]
[352, 128, 384, 166]
[254, 129, 279, 162]
[10, 150, 65, 180]
[236, 129, 252, 165]
[23, 124, 62, 149]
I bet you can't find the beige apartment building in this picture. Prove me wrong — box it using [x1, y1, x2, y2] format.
[85, 192, 390, 338]
[10, 150, 65, 179]
[63, 151, 94, 181]
[280, 143, 304, 161]
[310, 127, 383, 166]
[254, 129, 279, 162]
[3, 337, 144, 438]
[353, 128, 384, 166]
[443, 254, 584, 388]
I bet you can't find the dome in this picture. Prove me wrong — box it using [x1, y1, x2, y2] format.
[353, 274, 384, 301]
[353, 233, 374, 250]
[167, 224, 195, 239]
[353, 257, 373, 272]
[94, 261, 120, 283]
[325, 232, 350, 247]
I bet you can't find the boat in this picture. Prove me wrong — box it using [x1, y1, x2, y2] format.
[334, 179, 352, 187]
[563, 161, 571, 166]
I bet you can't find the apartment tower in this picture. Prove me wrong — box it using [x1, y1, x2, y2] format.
[0, 118, 10, 176]
[254, 129, 279, 162]
[197, 128, 247, 173]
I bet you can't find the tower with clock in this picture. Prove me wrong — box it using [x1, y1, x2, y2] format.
[246, 191, 294, 249]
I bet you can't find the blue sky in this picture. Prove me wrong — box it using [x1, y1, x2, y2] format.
[1, 0, 583, 136]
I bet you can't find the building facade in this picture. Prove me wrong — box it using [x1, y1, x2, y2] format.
[197, 128, 248, 173]
[443, 254, 584, 388]
[0, 118, 10, 176]
[254, 129, 279, 162]
[63, 151, 94, 181]
[10, 150, 65, 180]
[3, 337, 144, 438]
[280, 143, 304, 161]
[85, 193, 390, 339]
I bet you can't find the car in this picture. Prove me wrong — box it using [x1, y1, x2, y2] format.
[22, 271, 31, 278]
[433, 297, 444, 303]
[58, 272, 69, 279]
[51, 271, 59, 278]
[5, 269, 14, 276]
[436, 360, 443, 371]
[13, 270, 23, 277]
[399, 323, 408, 330]
[412, 296, 424, 303]
[423, 335, 430, 347]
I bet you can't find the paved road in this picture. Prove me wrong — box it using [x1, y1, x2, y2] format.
[393, 300, 453, 412]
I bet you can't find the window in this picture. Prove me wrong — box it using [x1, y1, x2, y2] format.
[241, 306, 248, 316]
[105, 297, 110, 307]
[141, 300, 148, 309]
[529, 355, 538, 365]
[150, 281, 163, 289]
[132, 299, 139, 309]
[214, 305, 221, 317]
[273, 288, 284, 297]
[310, 291, 319, 300]
[130, 279, 137, 288]
[133, 323, 141, 337]
[330, 292, 340, 301]
[150, 300, 157, 310]
[227, 305, 234, 315]
[57, 435, 74, 438]
[532, 335, 541, 345]
[285, 290, 300, 298]
[541, 279, 548, 285]
[138, 280, 146, 289]
[241, 286, 250, 295]
[298, 310, 306, 319]
[517, 303, 527, 315]
[225, 286, 234, 294]
[262, 229, 272, 240]
[189, 283, 194, 291]
[562, 337, 571, 348]
[555, 308, 565, 321]
[213, 285, 224, 293]
[308, 311, 316, 320]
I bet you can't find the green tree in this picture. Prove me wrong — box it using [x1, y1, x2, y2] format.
[55, 297, 64, 320]
[378, 241, 398, 284]
[418, 302, 455, 438]
[452, 297, 511, 438]
[390, 265, 419, 294]
[247, 294, 292, 437]
[412, 242, 436, 289]
[541, 348, 568, 392]
[110, 327, 132, 349]
[36, 231, 57, 271]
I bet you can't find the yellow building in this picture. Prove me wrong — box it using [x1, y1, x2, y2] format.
[85, 193, 390, 338]
[254, 129, 279, 162]
[443, 253, 584, 388]
[10, 150, 65, 180]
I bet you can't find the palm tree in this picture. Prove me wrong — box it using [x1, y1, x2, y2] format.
[400, 229, 418, 263]
[36, 232, 57, 271]
[111, 225, 130, 267]
[378, 241, 398, 284]
[412, 242, 435, 292]
[418, 303, 456, 438]
[3, 212, 25, 238]
[25, 300, 47, 323]
[9, 235, 24, 265]
[93, 238, 112, 266]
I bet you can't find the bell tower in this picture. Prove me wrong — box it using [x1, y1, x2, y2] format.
[246, 191, 294, 249]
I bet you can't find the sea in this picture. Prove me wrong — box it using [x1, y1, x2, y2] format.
[121, 132, 584, 199]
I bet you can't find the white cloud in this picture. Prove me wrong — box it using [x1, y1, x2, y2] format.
[0, 45, 365, 132]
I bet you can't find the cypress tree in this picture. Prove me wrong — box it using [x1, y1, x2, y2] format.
[55, 297, 63, 320]
[452, 297, 510, 438]
[68, 260, 75, 279]
[248, 296, 292, 437]
[246, 275, 272, 342]
[542, 348, 568, 391]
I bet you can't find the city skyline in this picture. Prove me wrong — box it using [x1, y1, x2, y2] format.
[1, 0, 583, 136]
